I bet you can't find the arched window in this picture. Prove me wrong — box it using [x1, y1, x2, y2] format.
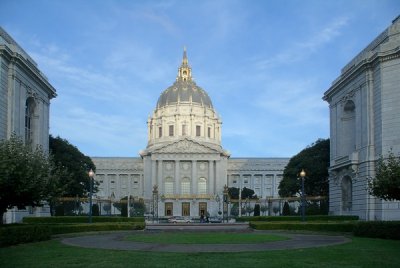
[25, 97, 36, 145]
[198, 178, 207, 194]
[164, 177, 174, 195]
[341, 176, 352, 211]
[181, 177, 191, 195]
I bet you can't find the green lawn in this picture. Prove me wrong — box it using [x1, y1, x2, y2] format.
[1, 235, 400, 268]
[125, 232, 287, 244]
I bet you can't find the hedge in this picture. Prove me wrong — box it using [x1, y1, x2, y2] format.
[0, 225, 51, 247]
[0, 222, 145, 247]
[237, 215, 359, 222]
[49, 222, 145, 235]
[353, 221, 400, 240]
[23, 216, 145, 224]
[249, 222, 356, 232]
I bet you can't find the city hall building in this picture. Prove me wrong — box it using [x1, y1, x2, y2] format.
[323, 16, 400, 220]
[92, 50, 289, 217]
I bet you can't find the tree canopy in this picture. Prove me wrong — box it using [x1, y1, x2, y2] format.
[369, 151, 400, 201]
[278, 138, 330, 197]
[0, 134, 60, 222]
[228, 187, 257, 199]
[49, 135, 96, 198]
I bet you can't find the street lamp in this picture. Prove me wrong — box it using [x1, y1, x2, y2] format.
[299, 169, 306, 222]
[88, 169, 95, 224]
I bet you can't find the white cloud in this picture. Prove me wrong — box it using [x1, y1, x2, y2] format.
[254, 16, 349, 70]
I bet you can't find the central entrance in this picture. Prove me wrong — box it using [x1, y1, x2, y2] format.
[199, 202, 207, 216]
[182, 202, 190, 216]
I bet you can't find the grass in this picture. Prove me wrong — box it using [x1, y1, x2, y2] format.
[1, 235, 400, 267]
[125, 232, 288, 244]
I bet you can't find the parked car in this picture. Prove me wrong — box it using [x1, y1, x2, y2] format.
[209, 217, 222, 223]
[168, 216, 193, 223]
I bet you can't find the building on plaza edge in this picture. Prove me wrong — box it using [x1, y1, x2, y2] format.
[323, 16, 400, 220]
[92, 49, 289, 218]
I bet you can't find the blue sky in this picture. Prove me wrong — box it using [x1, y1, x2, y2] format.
[1, 0, 399, 158]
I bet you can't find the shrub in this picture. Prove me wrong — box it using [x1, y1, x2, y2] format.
[254, 204, 260, 216]
[92, 204, 100, 216]
[0, 225, 51, 247]
[282, 202, 290, 216]
[237, 215, 359, 222]
[354, 221, 400, 240]
[23, 216, 145, 224]
[250, 222, 356, 232]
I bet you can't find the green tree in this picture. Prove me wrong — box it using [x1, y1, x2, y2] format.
[228, 187, 257, 199]
[0, 134, 60, 223]
[278, 139, 330, 197]
[49, 135, 96, 198]
[369, 151, 400, 201]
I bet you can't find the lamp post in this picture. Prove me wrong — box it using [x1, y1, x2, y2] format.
[88, 169, 95, 224]
[223, 185, 228, 223]
[215, 194, 221, 215]
[299, 169, 306, 222]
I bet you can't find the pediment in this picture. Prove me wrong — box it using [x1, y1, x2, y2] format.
[151, 138, 223, 154]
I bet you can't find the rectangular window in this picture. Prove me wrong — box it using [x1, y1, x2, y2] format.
[159, 127, 162, 138]
[182, 202, 190, 216]
[182, 125, 187, 136]
[208, 127, 211, 138]
[164, 181, 174, 194]
[169, 125, 174, 136]
[196, 125, 201, 137]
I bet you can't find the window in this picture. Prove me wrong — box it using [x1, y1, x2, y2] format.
[169, 125, 174, 136]
[182, 202, 190, 216]
[159, 127, 162, 138]
[207, 127, 211, 138]
[342, 176, 352, 211]
[181, 178, 191, 195]
[165, 202, 173, 216]
[25, 98, 35, 144]
[198, 178, 207, 194]
[164, 177, 174, 194]
[196, 125, 201, 136]
[182, 125, 187, 136]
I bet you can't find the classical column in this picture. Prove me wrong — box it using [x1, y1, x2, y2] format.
[151, 160, 157, 190]
[192, 160, 197, 195]
[209, 160, 214, 194]
[157, 160, 163, 192]
[261, 174, 265, 199]
[175, 160, 180, 194]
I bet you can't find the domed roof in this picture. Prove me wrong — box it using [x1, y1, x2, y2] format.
[156, 49, 213, 109]
[157, 80, 213, 108]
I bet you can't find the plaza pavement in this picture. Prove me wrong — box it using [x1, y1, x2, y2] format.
[61, 223, 351, 253]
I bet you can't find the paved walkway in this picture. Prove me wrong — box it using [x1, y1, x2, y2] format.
[61, 225, 350, 253]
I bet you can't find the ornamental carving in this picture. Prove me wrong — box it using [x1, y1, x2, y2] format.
[155, 139, 218, 154]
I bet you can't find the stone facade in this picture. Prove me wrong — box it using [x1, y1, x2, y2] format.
[0, 27, 57, 223]
[93, 50, 289, 217]
[0, 27, 56, 150]
[323, 17, 400, 220]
